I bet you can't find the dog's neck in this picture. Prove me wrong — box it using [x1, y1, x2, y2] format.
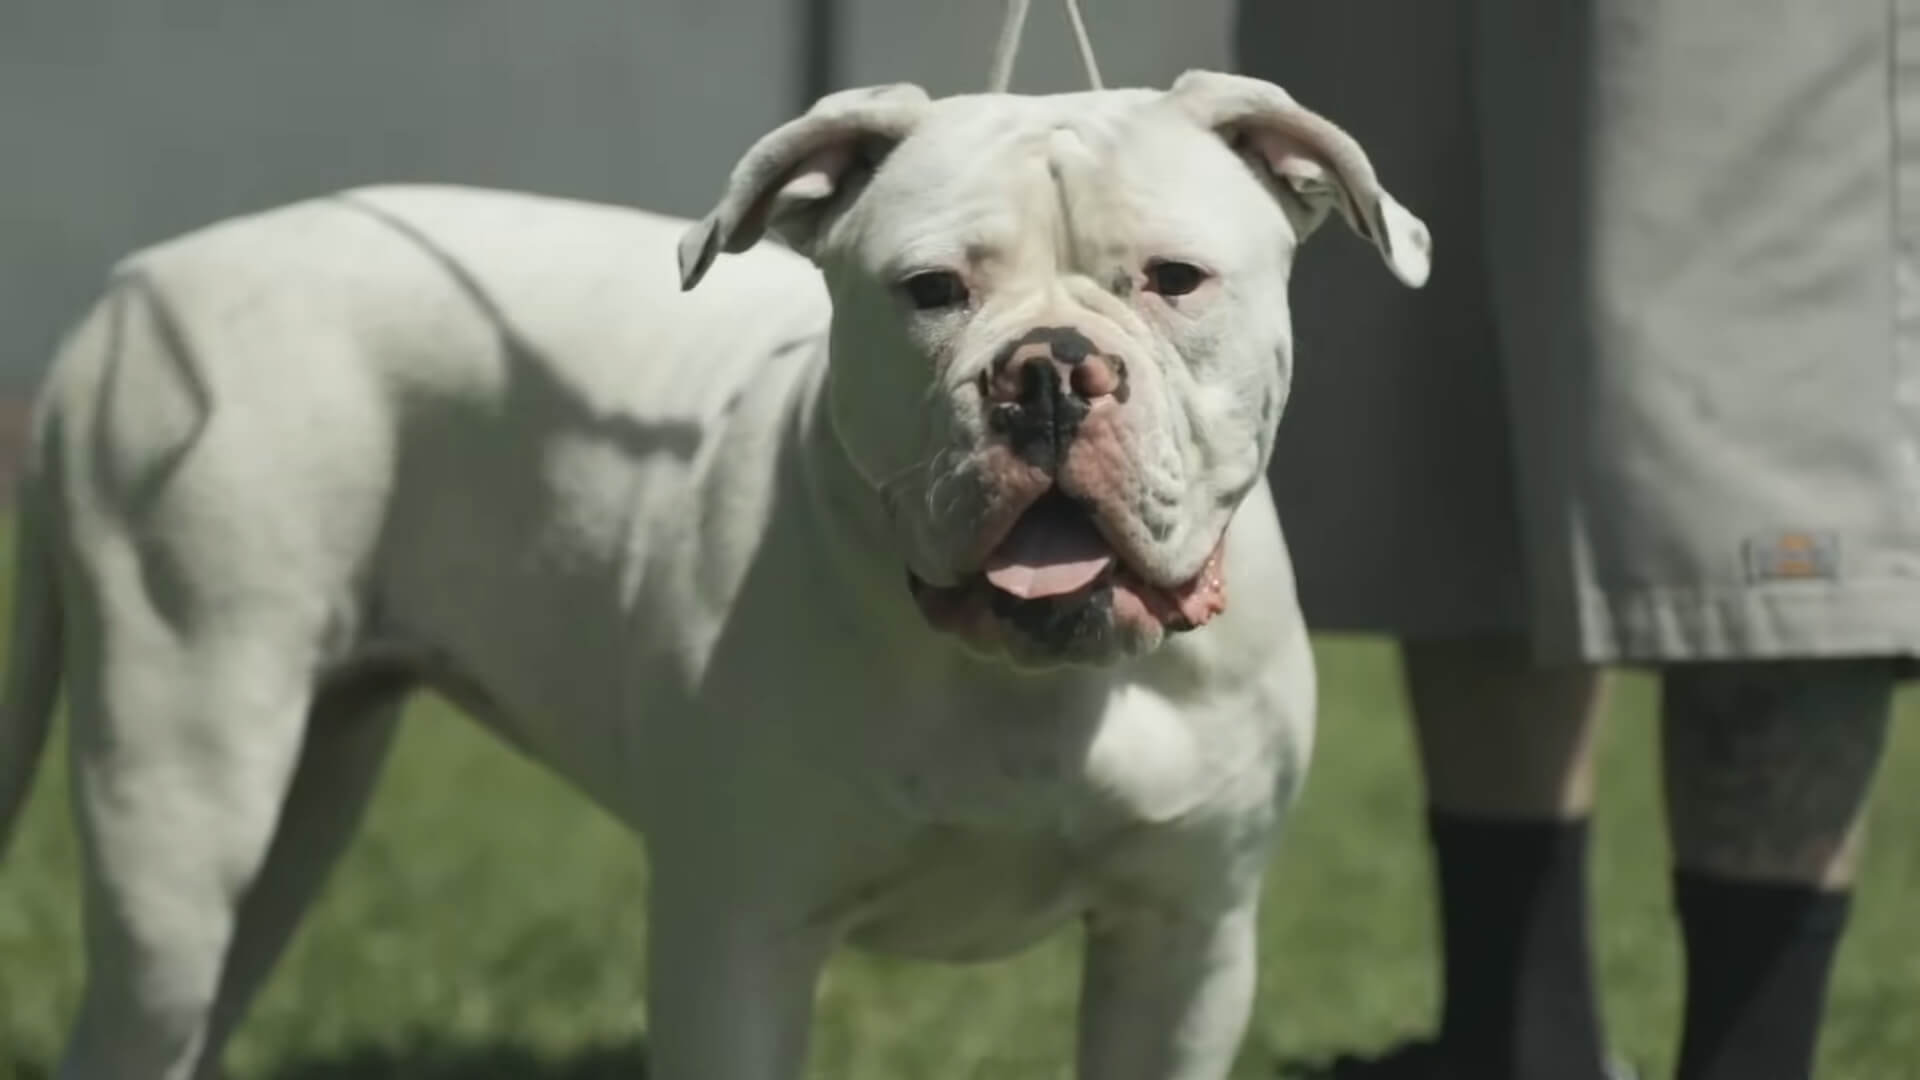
[791, 340, 932, 637]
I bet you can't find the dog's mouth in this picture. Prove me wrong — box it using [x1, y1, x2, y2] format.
[907, 491, 1227, 650]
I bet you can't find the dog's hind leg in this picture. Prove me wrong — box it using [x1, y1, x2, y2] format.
[191, 677, 409, 1079]
[54, 542, 328, 1080]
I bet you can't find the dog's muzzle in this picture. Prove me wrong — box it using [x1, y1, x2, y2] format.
[908, 326, 1227, 659]
[981, 325, 1127, 475]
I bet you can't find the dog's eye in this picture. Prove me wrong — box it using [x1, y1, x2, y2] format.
[901, 270, 970, 311]
[1144, 261, 1208, 298]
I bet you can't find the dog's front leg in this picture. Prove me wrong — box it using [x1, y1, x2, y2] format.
[1075, 897, 1261, 1080]
[645, 876, 832, 1080]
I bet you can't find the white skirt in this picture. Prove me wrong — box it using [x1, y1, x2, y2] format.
[1240, 0, 1920, 663]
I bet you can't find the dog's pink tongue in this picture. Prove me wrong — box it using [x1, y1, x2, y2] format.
[983, 500, 1114, 600]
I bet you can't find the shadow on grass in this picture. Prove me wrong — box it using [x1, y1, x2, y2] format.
[2, 1042, 651, 1080]
[263, 1039, 649, 1080]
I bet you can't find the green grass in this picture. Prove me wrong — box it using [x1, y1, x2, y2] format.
[3, 631, 1918, 1077]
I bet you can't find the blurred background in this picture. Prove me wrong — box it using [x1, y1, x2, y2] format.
[0, 0, 1227, 495]
[0, 3, 1916, 1079]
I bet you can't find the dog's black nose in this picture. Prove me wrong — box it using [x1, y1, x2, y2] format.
[983, 326, 1127, 471]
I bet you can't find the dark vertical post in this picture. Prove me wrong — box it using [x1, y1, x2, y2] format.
[799, 0, 837, 106]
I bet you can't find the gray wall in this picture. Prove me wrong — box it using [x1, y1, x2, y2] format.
[0, 1, 1228, 390]
[837, 1, 1227, 96]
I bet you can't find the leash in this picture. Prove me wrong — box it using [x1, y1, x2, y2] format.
[988, 0, 1104, 93]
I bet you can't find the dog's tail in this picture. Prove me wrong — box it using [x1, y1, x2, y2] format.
[0, 409, 63, 861]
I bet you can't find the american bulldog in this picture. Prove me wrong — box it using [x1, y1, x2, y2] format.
[0, 71, 1427, 1079]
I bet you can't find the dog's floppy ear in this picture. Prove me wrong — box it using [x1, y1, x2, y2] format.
[1165, 70, 1430, 288]
[678, 83, 932, 291]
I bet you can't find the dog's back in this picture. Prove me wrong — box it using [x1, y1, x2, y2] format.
[39, 184, 830, 451]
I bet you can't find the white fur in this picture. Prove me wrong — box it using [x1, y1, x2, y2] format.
[0, 74, 1424, 1080]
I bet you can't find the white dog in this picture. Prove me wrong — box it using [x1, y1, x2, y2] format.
[0, 70, 1426, 1079]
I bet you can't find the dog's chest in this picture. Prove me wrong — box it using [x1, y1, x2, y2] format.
[825, 828, 1103, 962]
[803, 680, 1275, 961]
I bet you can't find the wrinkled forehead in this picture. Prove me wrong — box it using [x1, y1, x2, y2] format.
[843, 90, 1285, 274]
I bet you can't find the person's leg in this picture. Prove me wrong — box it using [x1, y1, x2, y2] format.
[1463, 0, 1909, 1076]
[1661, 660, 1893, 1080]
[1406, 634, 1603, 819]
[1233, 4, 1616, 1078]
[1399, 634, 1614, 1080]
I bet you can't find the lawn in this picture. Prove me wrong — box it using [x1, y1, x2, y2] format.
[2, 605, 1917, 1075]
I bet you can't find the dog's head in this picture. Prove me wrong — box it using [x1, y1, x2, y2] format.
[681, 72, 1428, 668]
